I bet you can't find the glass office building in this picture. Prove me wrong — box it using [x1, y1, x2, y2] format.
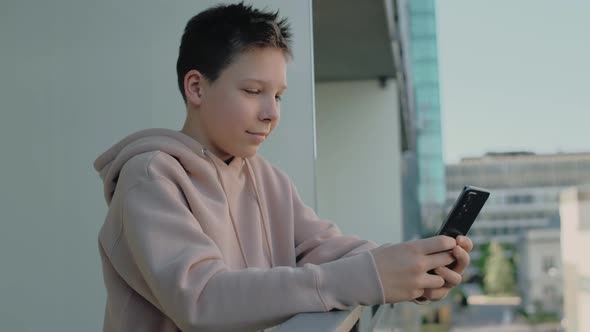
[408, 0, 446, 231]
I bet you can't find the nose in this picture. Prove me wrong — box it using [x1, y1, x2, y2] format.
[259, 97, 280, 122]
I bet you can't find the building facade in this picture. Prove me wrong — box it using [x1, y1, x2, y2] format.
[407, 0, 447, 233]
[446, 152, 590, 294]
[446, 152, 590, 249]
[518, 228, 563, 314]
[560, 186, 590, 332]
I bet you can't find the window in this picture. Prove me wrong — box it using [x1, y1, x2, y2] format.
[542, 256, 555, 273]
[411, 41, 438, 61]
[410, 0, 435, 13]
[544, 286, 556, 301]
[506, 194, 534, 204]
[410, 16, 436, 37]
[415, 87, 440, 106]
[412, 64, 439, 88]
[544, 193, 556, 203]
[417, 135, 443, 154]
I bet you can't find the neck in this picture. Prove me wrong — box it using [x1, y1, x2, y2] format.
[181, 112, 233, 162]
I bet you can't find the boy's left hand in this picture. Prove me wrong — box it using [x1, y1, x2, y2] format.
[421, 235, 473, 301]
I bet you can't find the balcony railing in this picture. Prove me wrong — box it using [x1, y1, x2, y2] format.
[275, 304, 389, 332]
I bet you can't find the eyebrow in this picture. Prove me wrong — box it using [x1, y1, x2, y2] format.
[241, 79, 287, 91]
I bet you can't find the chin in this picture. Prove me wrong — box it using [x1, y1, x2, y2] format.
[234, 147, 259, 159]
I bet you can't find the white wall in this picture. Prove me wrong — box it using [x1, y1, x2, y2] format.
[315, 80, 403, 245]
[560, 187, 590, 332]
[0, 1, 315, 330]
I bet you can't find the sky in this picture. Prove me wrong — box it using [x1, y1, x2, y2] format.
[436, 0, 590, 163]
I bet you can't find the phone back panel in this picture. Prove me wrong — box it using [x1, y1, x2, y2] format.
[437, 186, 490, 237]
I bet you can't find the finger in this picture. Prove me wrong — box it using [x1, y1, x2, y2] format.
[456, 236, 473, 253]
[451, 246, 470, 273]
[419, 273, 446, 289]
[434, 266, 462, 287]
[416, 235, 457, 254]
[422, 288, 433, 300]
[423, 287, 450, 302]
[425, 251, 456, 271]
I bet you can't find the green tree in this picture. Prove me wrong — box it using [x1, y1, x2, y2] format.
[483, 241, 515, 295]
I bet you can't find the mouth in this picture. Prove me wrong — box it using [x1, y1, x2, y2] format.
[246, 131, 267, 137]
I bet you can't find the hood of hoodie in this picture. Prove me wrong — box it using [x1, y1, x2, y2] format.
[93, 128, 246, 205]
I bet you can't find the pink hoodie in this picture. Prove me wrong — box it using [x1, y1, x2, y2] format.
[94, 128, 385, 332]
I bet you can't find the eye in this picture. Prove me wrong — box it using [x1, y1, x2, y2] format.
[243, 89, 260, 95]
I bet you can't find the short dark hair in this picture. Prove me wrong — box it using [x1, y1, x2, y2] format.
[176, 2, 292, 104]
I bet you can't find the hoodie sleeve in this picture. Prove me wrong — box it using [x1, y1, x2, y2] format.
[119, 176, 385, 332]
[290, 181, 381, 266]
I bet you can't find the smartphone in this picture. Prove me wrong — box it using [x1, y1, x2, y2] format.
[436, 185, 490, 238]
[414, 186, 490, 303]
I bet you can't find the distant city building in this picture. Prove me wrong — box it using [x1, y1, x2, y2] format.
[406, 0, 447, 234]
[446, 152, 590, 282]
[517, 228, 562, 315]
[560, 185, 590, 332]
[446, 152, 590, 247]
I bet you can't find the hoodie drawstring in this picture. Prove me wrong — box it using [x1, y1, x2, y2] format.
[245, 159, 275, 268]
[200, 147, 275, 269]
[201, 147, 251, 268]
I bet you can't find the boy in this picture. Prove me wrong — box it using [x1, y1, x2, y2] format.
[94, 3, 472, 331]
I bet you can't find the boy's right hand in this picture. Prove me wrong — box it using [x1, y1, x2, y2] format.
[369, 236, 457, 303]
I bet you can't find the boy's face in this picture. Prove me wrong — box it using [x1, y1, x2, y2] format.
[186, 47, 287, 161]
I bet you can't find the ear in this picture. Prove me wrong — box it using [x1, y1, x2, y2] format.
[184, 69, 207, 107]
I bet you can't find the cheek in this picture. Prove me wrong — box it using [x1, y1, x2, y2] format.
[207, 94, 242, 125]
[212, 107, 250, 141]
[205, 90, 262, 135]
